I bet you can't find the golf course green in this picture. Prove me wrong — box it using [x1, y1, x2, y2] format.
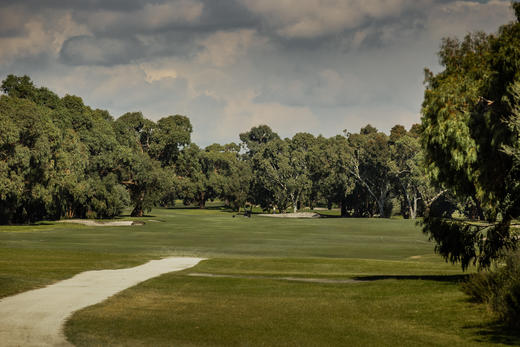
[0, 206, 517, 346]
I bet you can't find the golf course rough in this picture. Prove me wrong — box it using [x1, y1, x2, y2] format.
[0, 257, 203, 347]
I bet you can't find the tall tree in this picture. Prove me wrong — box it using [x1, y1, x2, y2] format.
[421, 3, 520, 269]
[239, 125, 280, 157]
[346, 125, 394, 217]
[312, 135, 355, 216]
[251, 138, 311, 213]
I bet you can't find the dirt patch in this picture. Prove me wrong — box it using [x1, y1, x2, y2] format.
[0, 257, 204, 346]
[409, 256, 422, 259]
[187, 273, 360, 284]
[258, 212, 321, 218]
[58, 219, 139, 226]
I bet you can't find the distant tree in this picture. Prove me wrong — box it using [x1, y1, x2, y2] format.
[312, 135, 355, 216]
[113, 113, 165, 216]
[117, 149, 166, 217]
[345, 125, 393, 217]
[389, 131, 425, 219]
[239, 125, 280, 157]
[150, 115, 192, 167]
[251, 138, 311, 213]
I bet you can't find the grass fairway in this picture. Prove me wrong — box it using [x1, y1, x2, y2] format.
[65, 260, 490, 347]
[1, 207, 518, 345]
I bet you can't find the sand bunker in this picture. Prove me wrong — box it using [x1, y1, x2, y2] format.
[58, 219, 137, 226]
[258, 212, 321, 218]
[0, 257, 204, 346]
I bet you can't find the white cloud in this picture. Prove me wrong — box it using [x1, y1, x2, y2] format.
[427, 0, 513, 40]
[221, 89, 318, 139]
[0, 7, 90, 64]
[0, 0, 516, 146]
[239, 0, 429, 38]
[196, 29, 269, 67]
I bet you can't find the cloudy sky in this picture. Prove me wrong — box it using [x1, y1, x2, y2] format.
[0, 0, 515, 145]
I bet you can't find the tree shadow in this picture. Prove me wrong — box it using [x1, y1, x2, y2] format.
[353, 274, 469, 283]
[464, 321, 520, 345]
[119, 214, 157, 218]
[315, 213, 343, 218]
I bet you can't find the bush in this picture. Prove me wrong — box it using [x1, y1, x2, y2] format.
[461, 250, 520, 328]
[460, 271, 497, 303]
[492, 251, 520, 328]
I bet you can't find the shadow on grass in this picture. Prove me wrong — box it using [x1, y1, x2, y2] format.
[353, 274, 469, 283]
[316, 214, 343, 218]
[119, 214, 157, 218]
[465, 321, 520, 346]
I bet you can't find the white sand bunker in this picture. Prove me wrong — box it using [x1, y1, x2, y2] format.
[58, 219, 138, 226]
[0, 257, 204, 347]
[258, 212, 321, 218]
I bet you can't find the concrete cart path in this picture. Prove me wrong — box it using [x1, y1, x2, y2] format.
[0, 257, 204, 346]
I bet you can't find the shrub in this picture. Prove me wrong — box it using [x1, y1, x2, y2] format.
[460, 271, 497, 303]
[461, 250, 520, 329]
[491, 251, 520, 328]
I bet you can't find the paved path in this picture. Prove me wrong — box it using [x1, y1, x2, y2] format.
[0, 257, 204, 346]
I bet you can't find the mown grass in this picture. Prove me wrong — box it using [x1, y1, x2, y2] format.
[1, 207, 517, 345]
[65, 258, 500, 347]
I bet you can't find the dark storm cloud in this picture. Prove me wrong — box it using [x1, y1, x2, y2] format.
[0, 0, 515, 145]
[0, 0, 147, 11]
[60, 35, 143, 66]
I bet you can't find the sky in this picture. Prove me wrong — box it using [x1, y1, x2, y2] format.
[0, 0, 515, 146]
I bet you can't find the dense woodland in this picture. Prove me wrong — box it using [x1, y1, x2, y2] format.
[0, 74, 450, 224]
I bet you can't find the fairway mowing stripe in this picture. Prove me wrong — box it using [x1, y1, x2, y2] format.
[187, 273, 362, 284]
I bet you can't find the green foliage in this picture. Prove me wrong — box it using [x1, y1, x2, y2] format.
[462, 250, 520, 329]
[0, 76, 132, 222]
[420, 5, 520, 268]
[1, 74, 438, 223]
[250, 137, 311, 212]
[346, 125, 393, 217]
[311, 135, 354, 215]
[239, 124, 280, 157]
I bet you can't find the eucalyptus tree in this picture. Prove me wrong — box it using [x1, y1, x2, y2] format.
[345, 125, 394, 217]
[207, 143, 252, 211]
[421, 3, 520, 269]
[0, 76, 129, 222]
[389, 125, 424, 219]
[250, 137, 311, 213]
[311, 135, 355, 216]
[239, 125, 280, 157]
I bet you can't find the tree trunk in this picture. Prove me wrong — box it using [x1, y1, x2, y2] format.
[340, 200, 348, 217]
[131, 191, 145, 217]
[378, 200, 385, 218]
[131, 205, 143, 217]
[409, 194, 418, 220]
[199, 192, 206, 209]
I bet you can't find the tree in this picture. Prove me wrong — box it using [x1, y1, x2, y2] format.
[345, 125, 394, 217]
[251, 138, 311, 213]
[150, 115, 192, 167]
[421, 3, 520, 269]
[204, 143, 252, 212]
[239, 125, 280, 157]
[117, 148, 166, 217]
[311, 135, 355, 216]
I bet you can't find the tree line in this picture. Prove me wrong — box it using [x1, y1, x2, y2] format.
[1, 74, 452, 224]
